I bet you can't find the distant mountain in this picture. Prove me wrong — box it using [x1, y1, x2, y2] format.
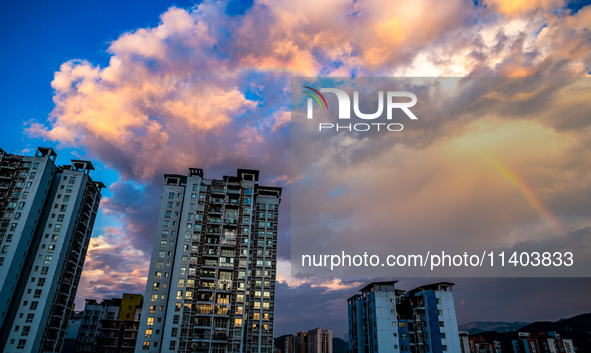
[274, 334, 290, 351]
[333, 337, 349, 353]
[475, 313, 591, 353]
[458, 321, 530, 335]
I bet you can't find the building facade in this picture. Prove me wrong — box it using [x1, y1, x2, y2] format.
[307, 327, 332, 353]
[283, 328, 332, 353]
[135, 168, 281, 353]
[511, 332, 575, 353]
[0, 147, 103, 353]
[348, 281, 461, 353]
[72, 294, 143, 353]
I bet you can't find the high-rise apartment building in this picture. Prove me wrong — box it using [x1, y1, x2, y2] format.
[348, 281, 461, 353]
[135, 168, 281, 353]
[284, 328, 332, 353]
[307, 327, 332, 353]
[0, 147, 103, 353]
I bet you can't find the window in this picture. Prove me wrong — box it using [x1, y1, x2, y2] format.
[147, 317, 154, 326]
[442, 345, 447, 351]
[47, 245, 55, 253]
[391, 310, 396, 314]
[153, 282, 160, 291]
[399, 322, 406, 328]
[63, 195, 70, 202]
[66, 186, 73, 193]
[151, 294, 158, 302]
[145, 328, 153, 338]
[155, 271, 162, 279]
[149, 305, 156, 314]
[51, 234, 58, 242]
[44, 256, 52, 264]
[21, 326, 30, 336]
[54, 224, 61, 232]
[33, 290, 41, 298]
[17, 339, 26, 349]
[30, 302, 38, 310]
[37, 278, 45, 286]
[69, 177, 76, 184]
[158, 251, 165, 258]
[173, 315, 179, 325]
[169, 192, 175, 199]
[437, 298, 442, 304]
[176, 291, 183, 300]
[169, 341, 176, 350]
[439, 321, 445, 327]
[143, 341, 150, 350]
[25, 314, 34, 323]
[441, 333, 446, 339]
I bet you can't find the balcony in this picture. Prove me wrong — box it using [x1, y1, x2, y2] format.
[211, 188, 226, 195]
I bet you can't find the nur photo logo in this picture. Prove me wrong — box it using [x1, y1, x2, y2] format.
[303, 85, 419, 132]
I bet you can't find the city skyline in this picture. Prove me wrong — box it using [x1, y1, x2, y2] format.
[2, 0, 591, 344]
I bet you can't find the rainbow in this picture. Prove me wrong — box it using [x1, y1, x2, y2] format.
[303, 86, 328, 109]
[487, 157, 565, 236]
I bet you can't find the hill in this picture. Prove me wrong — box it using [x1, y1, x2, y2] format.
[458, 321, 530, 335]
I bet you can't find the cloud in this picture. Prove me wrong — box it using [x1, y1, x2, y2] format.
[291, 78, 591, 278]
[20, 0, 591, 324]
[483, 0, 564, 17]
[76, 229, 149, 306]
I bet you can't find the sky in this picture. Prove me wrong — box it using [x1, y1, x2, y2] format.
[1, 0, 591, 339]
